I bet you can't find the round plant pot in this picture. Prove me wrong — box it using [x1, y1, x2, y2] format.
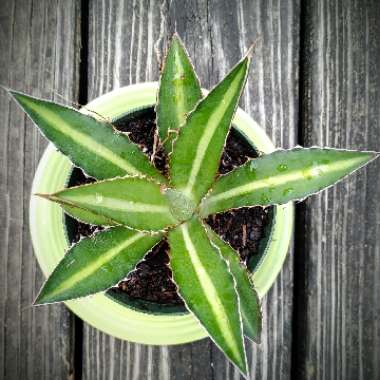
[30, 82, 294, 345]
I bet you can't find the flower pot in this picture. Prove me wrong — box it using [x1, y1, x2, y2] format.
[30, 82, 294, 345]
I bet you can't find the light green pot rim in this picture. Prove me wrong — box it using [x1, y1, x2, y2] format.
[29, 82, 294, 345]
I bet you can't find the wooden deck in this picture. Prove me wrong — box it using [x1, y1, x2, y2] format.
[1, 1, 379, 379]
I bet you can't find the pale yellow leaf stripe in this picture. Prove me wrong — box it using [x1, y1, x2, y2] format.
[182, 73, 245, 198]
[24, 99, 142, 176]
[205, 156, 365, 206]
[44, 232, 145, 299]
[63, 194, 171, 214]
[180, 224, 242, 360]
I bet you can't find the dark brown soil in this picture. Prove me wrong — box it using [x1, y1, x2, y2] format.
[66, 108, 270, 306]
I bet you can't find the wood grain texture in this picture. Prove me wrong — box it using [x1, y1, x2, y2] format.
[0, 0, 81, 379]
[295, 1, 380, 379]
[84, 1, 299, 379]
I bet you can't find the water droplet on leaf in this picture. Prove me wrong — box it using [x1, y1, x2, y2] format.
[101, 264, 113, 273]
[66, 259, 75, 268]
[283, 188, 294, 196]
[250, 161, 258, 171]
[310, 161, 325, 177]
[277, 163, 288, 172]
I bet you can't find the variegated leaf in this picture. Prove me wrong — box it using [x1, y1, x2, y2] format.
[10, 90, 166, 183]
[207, 227, 262, 343]
[62, 204, 118, 226]
[156, 34, 202, 153]
[35, 227, 161, 304]
[200, 148, 378, 216]
[168, 217, 248, 376]
[37, 176, 178, 231]
[169, 55, 251, 204]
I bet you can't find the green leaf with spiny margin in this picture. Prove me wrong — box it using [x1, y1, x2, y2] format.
[61, 204, 118, 226]
[169, 54, 251, 204]
[9, 90, 166, 183]
[207, 227, 262, 343]
[156, 34, 202, 153]
[37, 176, 178, 231]
[35, 226, 161, 304]
[168, 217, 248, 377]
[200, 148, 378, 216]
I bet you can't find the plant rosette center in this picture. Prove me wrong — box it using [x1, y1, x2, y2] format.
[163, 188, 197, 222]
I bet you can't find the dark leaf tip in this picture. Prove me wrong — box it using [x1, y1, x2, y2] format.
[245, 36, 261, 58]
[0, 84, 11, 93]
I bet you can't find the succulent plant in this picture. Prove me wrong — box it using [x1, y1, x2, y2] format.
[8, 35, 378, 377]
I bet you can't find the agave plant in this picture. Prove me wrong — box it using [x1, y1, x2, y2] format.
[9, 35, 377, 377]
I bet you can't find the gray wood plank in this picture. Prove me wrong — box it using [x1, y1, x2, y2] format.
[84, 1, 299, 379]
[295, 1, 380, 379]
[0, 1, 81, 379]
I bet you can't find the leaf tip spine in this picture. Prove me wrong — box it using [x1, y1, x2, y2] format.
[170, 31, 184, 46]
[34, 192, 54, 201]
[245, 36, 261, 58]
[0, 84, 11, 94]
[32, 292, 50, 306]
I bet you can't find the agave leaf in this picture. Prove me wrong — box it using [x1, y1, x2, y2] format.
[206, 227, 262, 343]
[61, 204, 118, 226]
[35, 226, 161, 304]
[168, 217, 248, 376]
[200, 148, 378, 216]
[156, 34, 202, 154]
[37, 176, 178, 231]
[169, 54, 251, 204]
[9, 90, 166, 183]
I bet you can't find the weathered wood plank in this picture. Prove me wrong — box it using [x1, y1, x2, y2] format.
[295, 1, 380, 379]
[0, 1, 81, 379]
[84, 1, 299, 379]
